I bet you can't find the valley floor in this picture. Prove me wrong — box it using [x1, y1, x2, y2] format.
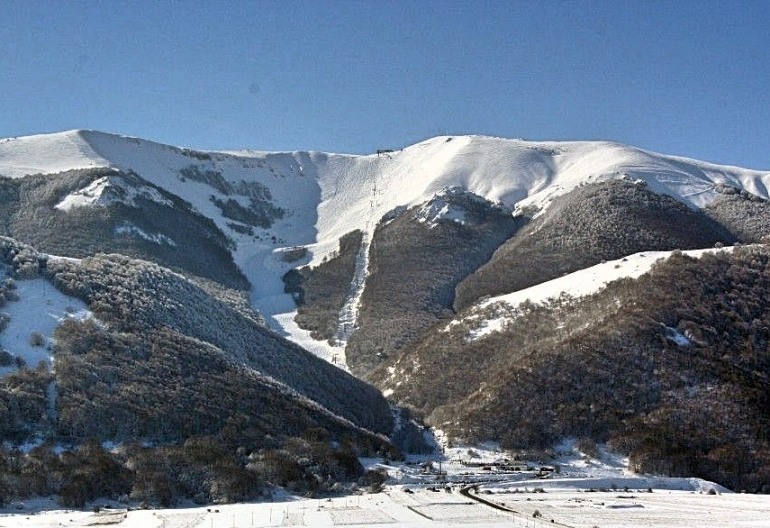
[3, 485, 770, 528]
[1, 439, 766, 527]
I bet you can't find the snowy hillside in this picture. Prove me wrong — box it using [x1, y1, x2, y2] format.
[1, 130, 768, 363]
[0, 267, 92, 376]
[453, 246, 735, 341]
[0, 131, 109, 178]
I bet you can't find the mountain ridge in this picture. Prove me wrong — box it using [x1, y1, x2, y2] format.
[3, 129, 768, 359]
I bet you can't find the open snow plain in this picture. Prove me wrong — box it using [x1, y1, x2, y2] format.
[3, 443, 769, 528]
[3, 482, 769, 528]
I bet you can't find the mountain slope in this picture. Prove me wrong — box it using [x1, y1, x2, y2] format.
[2, 130, 767, 364]
[0, 167, 248, 289]
[371, 245, 770, 492]
[342, 189, 523, 375]
[0, 237, 394, 447]
[2, 130, 770, 494]
[454, 179, 736, 311]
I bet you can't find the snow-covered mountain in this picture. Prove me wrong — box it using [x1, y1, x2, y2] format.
[1, 130, 768, 365]
[2, 130, 770, 494]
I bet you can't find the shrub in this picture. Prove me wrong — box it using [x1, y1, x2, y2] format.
[0, 349, 13, 367]
[29, 332, 45, 347]
[284, 231, 362, 341]
[360, 468, 389, 493]
[456, 180, 735, 310]
[281, 246, 308, 263]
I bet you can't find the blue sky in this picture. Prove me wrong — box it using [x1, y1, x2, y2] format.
[2, 0, 769, 168]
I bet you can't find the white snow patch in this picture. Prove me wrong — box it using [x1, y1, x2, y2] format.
[55, 173, 173, 211]
[271, 310, 348, 368]
[330, 233, 371, 353]
[114, 222, 177, 246]
[0, 130, 109, 178]
[0, 278, 92, 377]
[4, 486, 769, 528]
[664, 325, 692, 346]
[460, 247, 735, 341]
[416, 197, 468, 227]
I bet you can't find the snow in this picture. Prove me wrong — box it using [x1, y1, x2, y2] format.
[330, 233, 371, 351]
[0, 277, 92, 377]
[1, 130, 767, 367]
[114, 222, 177, 246]
[0, 131, 109, 178]
[271, 310, 347, 367]
[663, 325, 692, 346]
[55, 173, 173, 212]
[54, 175, 114, 211]
[459, 247, 734, 341]
[0, 422, 765, 528]
[3, 442, 769, 528]
[72, 131, 329, 360]
[5, 490, 769, 528]
[415, 189, 471, 227]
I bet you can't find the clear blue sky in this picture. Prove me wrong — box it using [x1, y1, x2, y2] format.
[2, 0, 769, 168]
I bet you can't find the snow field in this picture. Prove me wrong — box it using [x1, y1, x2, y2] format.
[0, 277, 91, 377]
[479, 489, 770, 528]
[0, 131, 109, 179]
[54, 173, 173, 212]
[4, 487, 770, 528]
